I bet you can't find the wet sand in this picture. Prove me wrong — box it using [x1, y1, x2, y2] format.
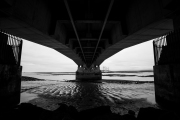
[21, 76, 157, 116]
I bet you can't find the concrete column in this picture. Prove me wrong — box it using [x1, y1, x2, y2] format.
[0, 65, 22, 109]
[0, 31, 23, 109]
[76, 65, 102, 81]
[154, 64, 180, 110]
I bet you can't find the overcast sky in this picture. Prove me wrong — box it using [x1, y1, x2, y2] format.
[21, 39, 154, 72]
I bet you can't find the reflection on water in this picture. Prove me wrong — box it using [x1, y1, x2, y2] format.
[22, 80, 157, 115]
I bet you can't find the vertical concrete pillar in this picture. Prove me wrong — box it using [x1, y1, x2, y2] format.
[153, 13, 180, 111]
[0, 65, 22, 109]
[76, 65, 102, 81]
[0, 31, 23, 109]
[154, 64, 180, 110]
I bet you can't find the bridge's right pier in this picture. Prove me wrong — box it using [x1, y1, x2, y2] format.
[153, 29, 180, 111]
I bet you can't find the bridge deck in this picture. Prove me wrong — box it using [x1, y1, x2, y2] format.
[0, 0, 175, 67]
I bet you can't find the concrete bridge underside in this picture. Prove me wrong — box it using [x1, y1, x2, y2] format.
[0, 0, 175, 67]
[2, 0, 180, 111]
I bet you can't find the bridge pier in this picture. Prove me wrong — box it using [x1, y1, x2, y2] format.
[0, 65, 22, 109]
[153, 29, 180, 111]
[0, 31, 23, 109]
[76, 65, 102, 81]
[154, 64, 180, 110]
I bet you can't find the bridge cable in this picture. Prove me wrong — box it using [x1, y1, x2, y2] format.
[64, 0, 87, 64]
[91, 0, 114, 64]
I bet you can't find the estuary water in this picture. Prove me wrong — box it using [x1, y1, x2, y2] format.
[21, 72, 156, 115]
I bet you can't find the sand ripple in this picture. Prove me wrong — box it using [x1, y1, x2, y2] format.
[22, 81, 157, 115]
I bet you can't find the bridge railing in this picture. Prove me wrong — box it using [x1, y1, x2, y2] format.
[0, 30, 23, 66]
[153, 29, 180, 65]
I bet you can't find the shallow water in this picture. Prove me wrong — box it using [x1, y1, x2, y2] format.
[21, 80, 157, 115]
[22, 72, 153, 81]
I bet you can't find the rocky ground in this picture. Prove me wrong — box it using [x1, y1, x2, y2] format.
[1, 103, 179, 120]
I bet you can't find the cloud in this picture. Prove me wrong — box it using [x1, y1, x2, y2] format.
[21, 39, 154, 72]
[21, 40, 77, 72]
[101, 40, 154, 71]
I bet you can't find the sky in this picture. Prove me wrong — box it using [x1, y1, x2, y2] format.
[21, 39, 154, 72]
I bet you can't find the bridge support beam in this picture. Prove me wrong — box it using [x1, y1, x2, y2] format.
[154, 64, 180, 111]
[0, 65, 22, 109]
[76, 65, 102, 81]
[153, 28, 180, 111]
[0, 31, 23, 109]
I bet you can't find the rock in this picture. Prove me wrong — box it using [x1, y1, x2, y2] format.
[121, 110, 136, 120]
[17, 103, 52, 120]
[158, 111, 180, 120]
[128, 110, 135, 116]
[67, 105, 78, 119]
[54, 103, 69, 113]
[62, 116, 75, 120]
[122, 114, 136, 120]
[78, 106, 112, 120]
[52, 103, 78, 120]
[137, 107, 165, 120]
[2, 104, 179, 120]
[91, 113, 123, 120]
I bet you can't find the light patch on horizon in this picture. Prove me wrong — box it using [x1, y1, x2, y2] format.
[100, 40, 154, 71]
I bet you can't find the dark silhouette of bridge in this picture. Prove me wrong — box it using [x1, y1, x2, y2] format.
[1, 0, 180, 111]
[0, 0, 173, 66]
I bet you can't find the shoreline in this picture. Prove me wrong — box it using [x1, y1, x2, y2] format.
[21, 75, 154, 83]
[21, 76, 45, 81]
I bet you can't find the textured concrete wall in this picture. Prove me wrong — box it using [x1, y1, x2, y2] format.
[54, 21, 67, 44]
[173, 12, 180, 30]
[126, 0, 163, 34]
[76, 66, 102, 81]
[154, 64, 180, 110]
[0, 65, 22, 109]
[13, 0, 52, 34]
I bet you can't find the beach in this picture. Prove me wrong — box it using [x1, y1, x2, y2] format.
[20, 72, 157, 116]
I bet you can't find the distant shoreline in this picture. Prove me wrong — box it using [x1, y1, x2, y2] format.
[103, 74, 154, 77]
[102, 70, 153, 73]
[21, 76, 45, 81]
[21, 75, 154, 84]
[22, 70, 153, 74]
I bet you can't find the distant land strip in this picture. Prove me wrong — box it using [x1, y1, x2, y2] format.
[102, 74, 154, 77]
[101, 70, 153, 73]
[21, 76, 45, 81]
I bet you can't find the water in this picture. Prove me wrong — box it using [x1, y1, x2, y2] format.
[103, 72, 153, 81]
[22, 72, 153, 81]
[21, 72, 156, 115]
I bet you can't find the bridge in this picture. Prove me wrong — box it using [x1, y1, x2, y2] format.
[1, 0, 180, 111]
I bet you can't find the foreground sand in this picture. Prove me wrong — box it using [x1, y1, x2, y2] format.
[21, 76, 156, 115]
[17, 76, 180, 119]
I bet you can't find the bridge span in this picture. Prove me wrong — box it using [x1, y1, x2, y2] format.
[1, 0, 180, 111]
[0, 0, 173, 65]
